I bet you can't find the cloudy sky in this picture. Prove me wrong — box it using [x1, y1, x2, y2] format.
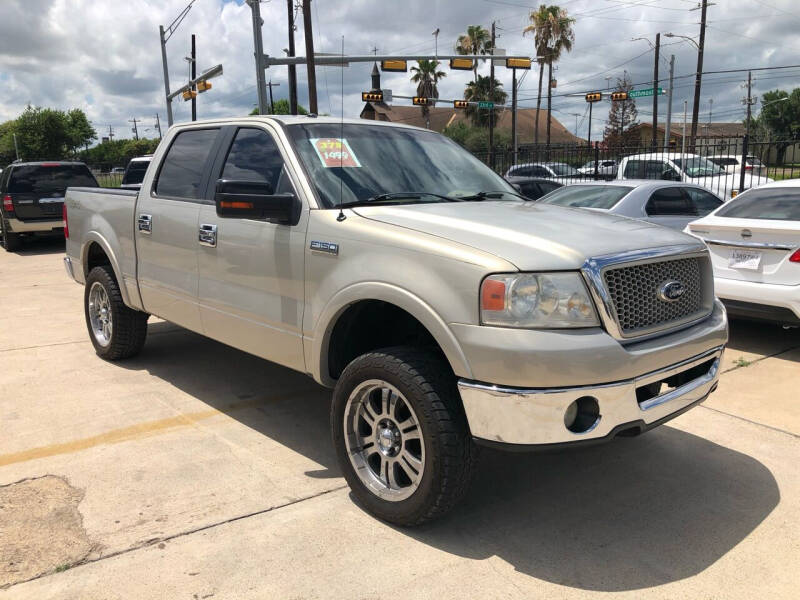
[1, 0, 798, 142]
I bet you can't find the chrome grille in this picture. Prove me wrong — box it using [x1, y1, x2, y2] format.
[603, 257, 707, 336]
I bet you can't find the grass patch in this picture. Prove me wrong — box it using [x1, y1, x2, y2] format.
[55, 564, 72, 573]
[733, 356, 752, 368]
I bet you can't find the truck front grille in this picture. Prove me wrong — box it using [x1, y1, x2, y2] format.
[603, 256, 710, 336]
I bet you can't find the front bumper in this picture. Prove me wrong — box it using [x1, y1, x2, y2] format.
[458, 345, 723, 447]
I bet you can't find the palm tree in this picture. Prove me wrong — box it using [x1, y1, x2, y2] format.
[456, 25, 492, 82]
[411, 60, 447, 128]
[463, 76, 507, 127]
[523, 5, 575, 145]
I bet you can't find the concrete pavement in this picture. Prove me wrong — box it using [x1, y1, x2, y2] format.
[1, 237, 799, 598]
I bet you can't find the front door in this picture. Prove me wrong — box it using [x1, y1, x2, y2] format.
[136, 127, 221, 332]
[197, 125, 307, 372]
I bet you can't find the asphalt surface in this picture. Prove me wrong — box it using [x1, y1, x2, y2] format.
[1, 237, 799, 599]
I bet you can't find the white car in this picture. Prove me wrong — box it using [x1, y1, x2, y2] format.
[685, 179, 800, 326]
[707, 155, 766, 176]
[577, 159, 618, 178]
[504, 162, 588, 184]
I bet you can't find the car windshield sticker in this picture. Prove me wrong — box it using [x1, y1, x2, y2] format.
[310, 138, 362, 168]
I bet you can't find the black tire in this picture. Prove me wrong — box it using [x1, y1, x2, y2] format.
[84, 265, 148, 360]
[331, 347, 478, 526]
[1, 218, 21, 252]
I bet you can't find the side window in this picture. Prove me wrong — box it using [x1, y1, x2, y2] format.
[623, 160, 642, 178]
[685, 187, 723, 215]
[531, 166, 550, 177]
[646, 187, 693, 216]
[155, 129, 219, 199]
[645, 160, 670, 179]
[539, 182, 560, 194]
[220, 128, 285, 193]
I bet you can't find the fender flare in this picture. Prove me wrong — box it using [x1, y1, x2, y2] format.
[311, 281, 473, 388]
[80, 232, 132, 307]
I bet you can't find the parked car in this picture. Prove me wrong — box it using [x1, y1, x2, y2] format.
[505, 176, 563, 200]
[707, 155, 766, 176]
[0, 161, 98, 251]
[617, 153, 772, 199]
[110, 167, 125, 175]
[121, 155, 152, 190]
[64, 116, 727, 525]
[505, 162, 587, 184]
[578, 159, 618, 179]
[686, 179, 800, 326]
[539, 180, 724, 230]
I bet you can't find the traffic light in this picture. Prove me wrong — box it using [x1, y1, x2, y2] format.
[611, 91, 628, 101]
[450, 58, 474, 71]
[413, 97, 433, 106]
[381, 60, 407, 72]
[182, 90, 197, 101]
[585, 92, 602, 103]
[197, 80, 212, 93]
[453, 100, 468, 109]
[362, 91, 384, 102]
[506, 57, 532, 70]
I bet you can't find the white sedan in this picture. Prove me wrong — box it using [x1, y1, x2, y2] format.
[685, 179, 800, 327]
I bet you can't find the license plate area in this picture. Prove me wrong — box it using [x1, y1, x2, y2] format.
[729, 249, 761, 270]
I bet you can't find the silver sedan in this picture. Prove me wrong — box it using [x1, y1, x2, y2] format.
[538, 180, 725, 230]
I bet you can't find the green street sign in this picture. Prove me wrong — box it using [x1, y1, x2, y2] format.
[477, 101, 495, 109]
[629, 87, 665, 98]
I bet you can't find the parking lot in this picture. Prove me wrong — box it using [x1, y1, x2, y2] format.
[1, 238, 798, 599]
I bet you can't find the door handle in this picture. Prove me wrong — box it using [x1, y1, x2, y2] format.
[198, 223, 217, 247]
[138, 214, 152, 234]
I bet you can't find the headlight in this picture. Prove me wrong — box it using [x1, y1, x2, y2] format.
[480, 272, 600, 328]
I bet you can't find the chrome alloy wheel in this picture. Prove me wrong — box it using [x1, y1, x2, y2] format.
[343, 380, 425, 501]
[88, 281, 112, 347]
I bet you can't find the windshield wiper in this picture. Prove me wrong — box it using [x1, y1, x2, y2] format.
[337, 192, 455, 209]
[455, 190, 523, 202]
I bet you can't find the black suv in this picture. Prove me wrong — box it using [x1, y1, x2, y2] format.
[0, 161, 98, 251]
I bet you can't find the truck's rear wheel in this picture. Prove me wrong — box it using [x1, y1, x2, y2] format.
[331, 347, 477, 526]
[84, 266, 148, 360]
[1, 218, 21, 252]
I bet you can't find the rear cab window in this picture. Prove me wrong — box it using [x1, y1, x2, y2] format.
[155, 129, 220, 199]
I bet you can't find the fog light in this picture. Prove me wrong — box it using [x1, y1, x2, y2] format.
[564, 396, 601, 434]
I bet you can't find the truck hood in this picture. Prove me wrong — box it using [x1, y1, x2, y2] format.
[353, 201, 701, 271]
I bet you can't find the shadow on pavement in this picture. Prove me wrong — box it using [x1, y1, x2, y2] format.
[123, 321, 779, 592]
[15, 236, 65, 256]
[727, 318, 800, 363]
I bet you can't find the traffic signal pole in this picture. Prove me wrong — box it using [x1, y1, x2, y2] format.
[488, 22, 496, 168]
[287, 0, 298, 115]
[651, 32, 660, 150]
[302, 1, 318, 115]
[191, 34, 197, 122]
[159, 26, 174, 126]
[247, 0, 269, 115]
[663, 54, 675, 151]
[511, 68, 518, 164]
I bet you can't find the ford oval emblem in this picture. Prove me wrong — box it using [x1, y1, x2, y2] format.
[658, 280, 685, 302]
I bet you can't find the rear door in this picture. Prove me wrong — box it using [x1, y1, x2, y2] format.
[6, 164, 97, 221]
[643, 186, 698, 230]
[135, 127, 222, 332]
[683, 187, 724, 216]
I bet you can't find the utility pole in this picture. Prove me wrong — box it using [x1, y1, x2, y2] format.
[155, 114, 162, 139]
[129, 118, 140, 140]
[247, 0, 269, 115]
[511, 68, 518, 163]
[569, 112, 581, 137]
[663, 54, 675, 151]
[651, 32, 660, 150]
[489, 21, 496, 167]
[587, 101, 593, 145]
[681, 99, 687, 159]
[159, 26, 174, 127]
[267, 80, 280, 113]
[191, 34, 197, 121]
[286, 0, 298, 115]
[740, 71, 754, 194]
[302, 0, 318, 115]
[690, 0, 708, 149]
[108, 126, 114, 142]
[546, 64, 553, 146]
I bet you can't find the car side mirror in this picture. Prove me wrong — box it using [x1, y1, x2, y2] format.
[662, 169, 680, 181]
[214, 179, 296, 224]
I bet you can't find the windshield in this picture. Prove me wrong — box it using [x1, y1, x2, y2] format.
[548, 163, 579, 176]
[673, 157, 725, 178]
[540, 184, 633, 209]
[122, 160, 150, 185]
[8, 164, 98, 193]
[286, 123, 518, 207]
[716, 188, 800, 220]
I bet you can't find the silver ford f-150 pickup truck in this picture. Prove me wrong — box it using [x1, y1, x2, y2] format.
[64, 116, 728, 525]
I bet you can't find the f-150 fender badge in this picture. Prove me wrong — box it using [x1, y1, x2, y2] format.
[310, 240, 339, 256]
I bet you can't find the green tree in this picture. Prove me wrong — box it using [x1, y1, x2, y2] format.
[13, 106, 70, 160]
[65, 109, 97, 155]
[463, 76, 507, 127]
[249, 99, 309, 116]
[754, 88, 800, 161]
[456, 25, 493, 82]
[410, 59, 446, 128]
[603, 73, 639, 150]
[523, 5, 575, 145]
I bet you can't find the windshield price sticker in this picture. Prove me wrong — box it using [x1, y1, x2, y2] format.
[310, 138, 362, 168]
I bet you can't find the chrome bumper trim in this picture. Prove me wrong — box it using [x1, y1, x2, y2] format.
[63, 256, 75, 281]
[458, 345, 723, 446]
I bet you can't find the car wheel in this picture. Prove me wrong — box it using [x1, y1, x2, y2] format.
[84, 265, 148, 360]
[331, 347, 478, 526]
[1, 218, 22, 252]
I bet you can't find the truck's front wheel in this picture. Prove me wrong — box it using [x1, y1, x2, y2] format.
[331, 347, 477, 526]
[84, 266, 148, 360]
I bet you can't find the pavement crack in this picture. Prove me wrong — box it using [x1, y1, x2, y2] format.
[699, 404, 800, 440]
[722, 343, 800, 374]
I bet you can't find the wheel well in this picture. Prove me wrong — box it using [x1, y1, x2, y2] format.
[327, 300, 443, 380]
[85, 242, 112, 278]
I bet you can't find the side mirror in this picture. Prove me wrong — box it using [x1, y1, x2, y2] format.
[662, 169, 680, 181]
[214, 179, 295, 223]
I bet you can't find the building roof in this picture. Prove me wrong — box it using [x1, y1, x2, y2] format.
[360, 103, 584, 144]
[636, 121, 746, 138]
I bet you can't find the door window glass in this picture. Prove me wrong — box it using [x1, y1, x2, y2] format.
[155, 129, 219, 199]
[220, 128, 286, 193]
[645, 187, 694, 216]
[684, 187, 723, 215]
